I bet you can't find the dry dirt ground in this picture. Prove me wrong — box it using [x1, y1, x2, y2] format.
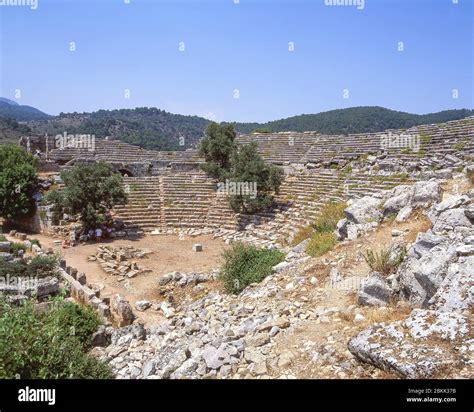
[28, 233, 228, 324]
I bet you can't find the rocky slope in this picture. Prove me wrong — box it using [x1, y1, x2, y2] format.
[90, 168, 473, 379]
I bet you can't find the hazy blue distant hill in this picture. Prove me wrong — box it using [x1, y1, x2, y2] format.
[25, 105, 474, 151]
[0, 97, 19, 106]
[0, 98, 51, 121]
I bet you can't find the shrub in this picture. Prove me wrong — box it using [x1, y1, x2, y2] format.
[312, 201, 346, 233]
[0, 299, 111, 379]
[252, 127, 272, 134]
[42, 190, 64, 225]
[220, 243, 284, 294]
[26, 255, 59, 279]
[10, 242, 27, 257]
[305, 232, 336, 257]
[43, 300, 100, 348]
[0, 255, 58, 279]
[29, 239, 41, 249]
[453, 142, 465, 151]
[0, 234, 6, 241]
[364, 246, 406, 276]
[0, 145, 38, 221]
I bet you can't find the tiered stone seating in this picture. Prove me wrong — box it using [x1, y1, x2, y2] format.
[161, 173, 217, 228]
[102, 116, 474, 240]
[238, 116, 474, 165]
[236, 133, 319, 164]
[46, 139, 160, 164]
[113, 172, 240, 231]
[113, 177, 162, 230]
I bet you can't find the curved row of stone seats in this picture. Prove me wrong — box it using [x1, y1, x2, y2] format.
[113, 172, 240, 232]
[238, 169, 416, 244]
[113, 177, 162, 230]
[236, 133, 320, 164]
[114, 168, 416, 243]
[236, 116, 474, 166]
[45, 139, 161, 164]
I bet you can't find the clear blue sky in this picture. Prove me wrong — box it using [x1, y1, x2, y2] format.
[0, 0, 472, 122]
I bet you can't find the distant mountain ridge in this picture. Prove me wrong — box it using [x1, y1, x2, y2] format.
[230, 106, 474, 135]
[0, 98, 51, 121]
[1, 98, 472, 150]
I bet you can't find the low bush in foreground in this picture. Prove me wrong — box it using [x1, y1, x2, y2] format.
[0, 255, 59, 279]
[10, 242, 27, 257]
[364, 246, 406, 276]
[220, 243, 284, 294]
[305, 232, 337, 257]
[0, 299, 111, 379]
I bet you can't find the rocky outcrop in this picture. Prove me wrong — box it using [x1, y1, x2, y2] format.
[357, 272, 392, 306]
[348, 309, 472, 378]
[349, 183, 473, 378]
[111, 294, 136, 327]
[336, 180, 442, 241]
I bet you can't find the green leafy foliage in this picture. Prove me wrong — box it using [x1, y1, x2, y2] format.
[10, 242, 27, 257]
[298, 201, 346, 256]
[0, 145, 38, 220]
[29, 107, 207, 151]
[199, 124, 283, 213]
[198, 122, 236, 180]
[231, 107, 474, 135]
[42, 190, 64, 225]
[364, 246, 406, 276]
[44, 162, 127, 230]
[228, 142, 284, 213]
[0, 255, 59, 279]
[220, 243, 284, 294]
[291, 226, 314, 246]
[0, 299, 111, 379]
[0, 117, 32, 143]
[252, 127, 272, 133]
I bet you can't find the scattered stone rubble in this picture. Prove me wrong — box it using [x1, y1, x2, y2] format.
[88, 246, 153, 279]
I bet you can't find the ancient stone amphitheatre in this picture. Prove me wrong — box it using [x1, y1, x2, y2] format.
[2, 116, 473, 381]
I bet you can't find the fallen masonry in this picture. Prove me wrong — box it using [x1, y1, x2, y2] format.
[89, 246, 153, 279]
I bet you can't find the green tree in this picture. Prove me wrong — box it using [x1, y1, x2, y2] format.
[0, 298, 112, 379]
[228, 142, 284, 213]
[198, 122, 237, 180]
[0, 144, 38, 221]
[252, 127, 272, 134]
[47, 162, 127, 230]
